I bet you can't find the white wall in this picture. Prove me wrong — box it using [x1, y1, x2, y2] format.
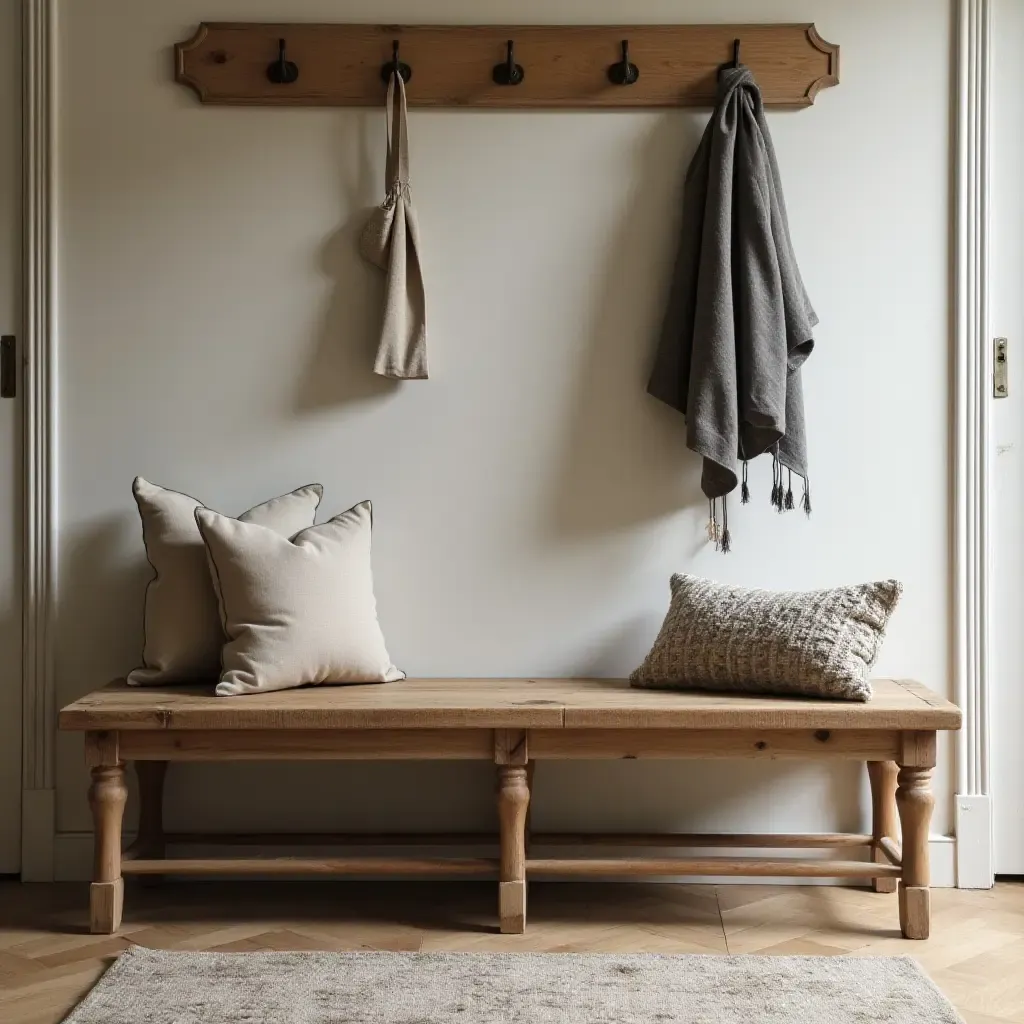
[990, 0, 1023, 874]
[53, 0, 955, 855]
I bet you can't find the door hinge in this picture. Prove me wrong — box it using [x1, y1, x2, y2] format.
[0, 336, 15, 398]
[994, 337, 1008, 398]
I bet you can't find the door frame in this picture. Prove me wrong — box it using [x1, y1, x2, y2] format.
[16, 0, 997, 885]
[953, 0, 996, 889]
[20, 0, 57, 882]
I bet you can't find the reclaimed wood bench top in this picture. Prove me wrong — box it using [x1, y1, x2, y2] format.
[59, 678, 961, 732]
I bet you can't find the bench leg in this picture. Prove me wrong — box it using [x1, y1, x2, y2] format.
[867, 761, 898, 893]
[895, 765, 933, 939]
[498, 764, 530, 934]
[88, 763, 127, 934]
[525, 761, 535, 856]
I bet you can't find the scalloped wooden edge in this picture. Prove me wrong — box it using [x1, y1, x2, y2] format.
[174, 23, 209, 102]
[172, 22, 840, 109]
[806, 23, 840, 103]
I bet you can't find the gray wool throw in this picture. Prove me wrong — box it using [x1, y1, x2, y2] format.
[648, 66, 817, 549]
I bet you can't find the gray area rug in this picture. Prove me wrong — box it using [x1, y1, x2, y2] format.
[64, 946, 963, 1024]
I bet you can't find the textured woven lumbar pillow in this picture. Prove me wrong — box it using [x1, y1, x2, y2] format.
[128, 478, 322, 686]
[196, 500, 405, 696]
[631, 574, 903, 701]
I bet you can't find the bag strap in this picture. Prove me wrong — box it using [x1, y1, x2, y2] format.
[384, 73, 410, 194]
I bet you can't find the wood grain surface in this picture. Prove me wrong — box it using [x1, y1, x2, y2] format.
[59, 678, 962, 733]
[174, 23, 839, 109]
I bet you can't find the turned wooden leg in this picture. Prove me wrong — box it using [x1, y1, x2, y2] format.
[88, 762, 127, 934]
[896, 764, 934, 939]
[498, 764, 530, 934]
[868, 761, 899, 893]
[525, 761, 536, 856]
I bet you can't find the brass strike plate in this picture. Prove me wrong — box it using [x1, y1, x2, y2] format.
[995, 337, 1008, 399]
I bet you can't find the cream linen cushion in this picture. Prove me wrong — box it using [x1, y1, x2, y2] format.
[127, 478, 322, 686]
[196, 500, 405, 696]
[630, 574, 903, 702]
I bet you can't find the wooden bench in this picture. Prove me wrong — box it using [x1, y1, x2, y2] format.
[59, 677, 961, 939]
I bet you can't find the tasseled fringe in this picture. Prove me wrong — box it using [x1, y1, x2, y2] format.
[707, 462, 809, 554]
[706, 498, 721, 547]
[707, 498, 731, 553]
[771, 449, 786, 512]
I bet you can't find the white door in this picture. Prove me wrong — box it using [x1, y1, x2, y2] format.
[991, 0, 1024, 875]
[0, 0, 22, 874]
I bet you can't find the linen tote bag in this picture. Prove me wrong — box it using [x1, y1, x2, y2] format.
[359, 72, 428, 379]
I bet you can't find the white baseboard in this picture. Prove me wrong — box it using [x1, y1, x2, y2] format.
[955, 794, 994, 888]
[21, 789, 55, 882]
[51, 832, 958, 887]
[930, 833, 957, 889]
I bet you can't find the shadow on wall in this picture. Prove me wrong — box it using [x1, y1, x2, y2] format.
[295, 111, 399, 411]
[546, 114, 707, 540]
[574, 617, 663, 679]
[534, 759, 866, 837]
[56, 515, 150, 701]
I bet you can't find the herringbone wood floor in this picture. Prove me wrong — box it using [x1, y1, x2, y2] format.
[1, 880, 1021, 1023]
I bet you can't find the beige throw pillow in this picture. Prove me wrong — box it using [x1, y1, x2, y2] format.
[630, 574, 903, 702]
[127, 478, 322, 686]
[196, 500, 405, 696]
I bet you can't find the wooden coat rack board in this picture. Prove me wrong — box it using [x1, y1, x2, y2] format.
[175, 24, 839, 109]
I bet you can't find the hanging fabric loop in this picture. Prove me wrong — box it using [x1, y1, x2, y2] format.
[359, 73, 429, 380]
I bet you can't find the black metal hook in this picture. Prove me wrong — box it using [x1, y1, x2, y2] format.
[717, 38, 741, 79]
[607, 39, 639, 86]
[380, 39, 412, 85]
[492, 39, 524, 86]
[266, 37, 299, 85]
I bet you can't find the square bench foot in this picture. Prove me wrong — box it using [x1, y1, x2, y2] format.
[898, 884, 930, 939]
[90, 878, 123, 934]
[499, 880, 526, 934]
